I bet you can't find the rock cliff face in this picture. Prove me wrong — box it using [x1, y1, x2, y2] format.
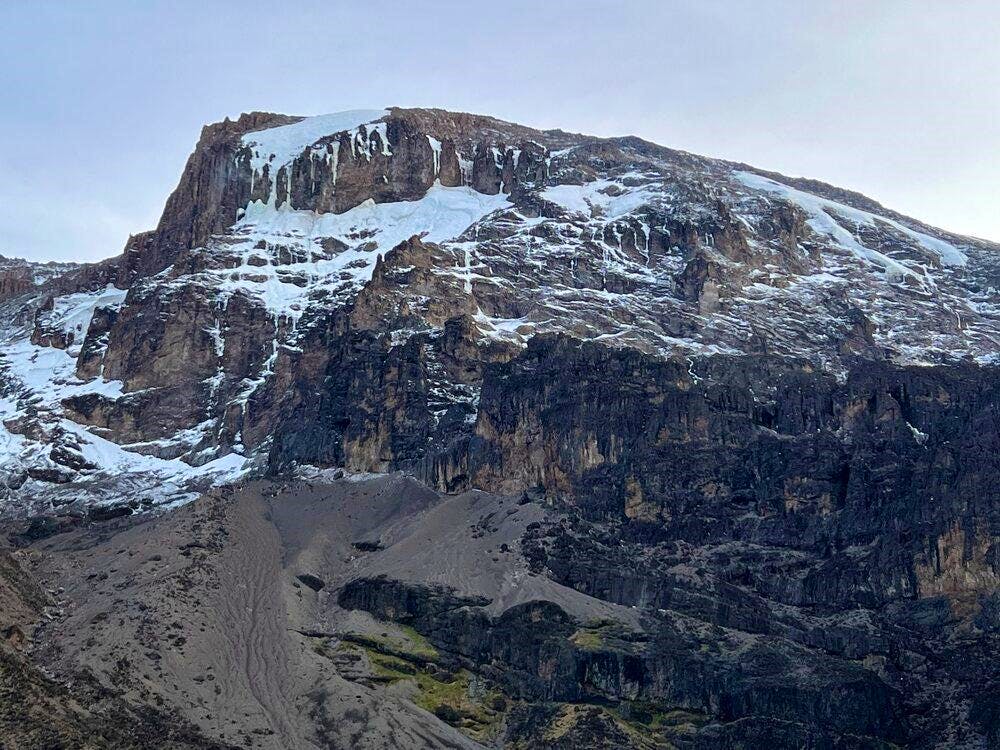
[1, 107, 999, 748]
[0, 255, 78, 302]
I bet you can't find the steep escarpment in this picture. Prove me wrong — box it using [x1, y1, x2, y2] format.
[338, 576, 905, 747]
[451, 335, 1000, 544]
[2, 106, 999, 748]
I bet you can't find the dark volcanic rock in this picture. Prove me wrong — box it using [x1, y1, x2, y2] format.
[295, 573, 325, 591]
[74, 303, 120, 379]
[116, 112, 297, 285]
[337, 576, 906, 746]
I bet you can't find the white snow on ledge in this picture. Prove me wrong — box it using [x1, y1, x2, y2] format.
[734, 171, 967, 273]
[237, 184, 511, 251]
[541, 178, 656, 220]
[241, 109, 389, 171]
[206, 185, 514, 319]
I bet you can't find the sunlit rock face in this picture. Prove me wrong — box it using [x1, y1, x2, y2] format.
[1, 107, 999, 748]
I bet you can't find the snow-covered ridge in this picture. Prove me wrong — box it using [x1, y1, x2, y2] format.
[734, 171, 968, 277]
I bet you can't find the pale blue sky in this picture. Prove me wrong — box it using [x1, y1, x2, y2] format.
[2, 0, 998, 262]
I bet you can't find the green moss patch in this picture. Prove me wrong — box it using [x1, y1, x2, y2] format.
[613, 700, 709, 745]
[361, 646, 506, 741]
[570, 618, 641, 653]
[343, 625, 439, 663]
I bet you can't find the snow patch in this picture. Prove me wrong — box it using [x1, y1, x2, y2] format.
[239, 184, 509, 253]
[734, 172, 967, 273]
[47, 285, 128, 354]
[541, 179, 656, 220]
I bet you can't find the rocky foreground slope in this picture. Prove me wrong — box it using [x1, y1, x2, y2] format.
[1, 107, 999, 748]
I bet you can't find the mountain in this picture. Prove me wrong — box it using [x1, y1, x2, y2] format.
[0, 254, 78, 302]
[1, 107, 998, 748]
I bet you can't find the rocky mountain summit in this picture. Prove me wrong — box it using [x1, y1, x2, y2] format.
[1, 107, 999, 748]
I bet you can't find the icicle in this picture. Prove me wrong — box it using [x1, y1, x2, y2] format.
[427, 135, 442, 176]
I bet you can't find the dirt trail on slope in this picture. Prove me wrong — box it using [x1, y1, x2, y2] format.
[210, 490, 299, 744]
